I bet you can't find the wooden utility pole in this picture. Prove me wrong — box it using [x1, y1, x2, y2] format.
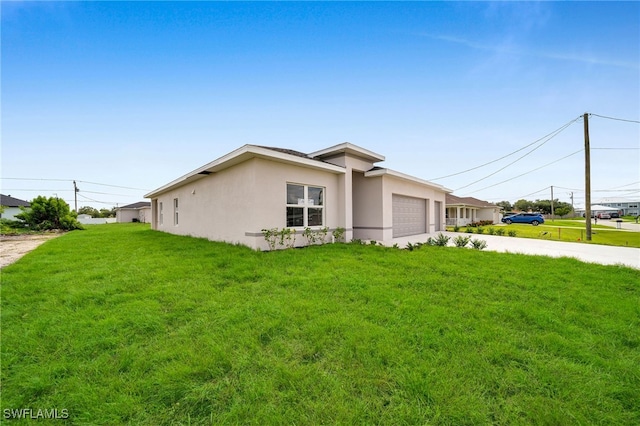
[584, 113, 592, 241]
[73, 180, 79, 213]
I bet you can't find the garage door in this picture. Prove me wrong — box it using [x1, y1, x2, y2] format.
[392, 194, 426, 237]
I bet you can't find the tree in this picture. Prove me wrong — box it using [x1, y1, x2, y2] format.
[513, 199, 533, 212]
[554, 205, 572, 218]
[78, 206, 100, 217]
[495, 201, 512, 212]
[99, 208, 116, 218]
[16, 196, 83, 231]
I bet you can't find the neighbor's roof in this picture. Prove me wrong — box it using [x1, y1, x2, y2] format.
[445, 194, 497, 208]
[119, 201, 151, 209]
[0, 194, 30, 207]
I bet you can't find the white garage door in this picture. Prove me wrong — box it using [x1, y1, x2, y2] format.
[392, 194, 426, 237]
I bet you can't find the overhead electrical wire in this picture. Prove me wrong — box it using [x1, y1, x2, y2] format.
[590, 113, 640, 124]
[428, 116, 581, 181]
[461, 149, 584, 195]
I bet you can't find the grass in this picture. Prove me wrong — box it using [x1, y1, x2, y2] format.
[2, 224, 639, 424]
[449, 220, 640, 248]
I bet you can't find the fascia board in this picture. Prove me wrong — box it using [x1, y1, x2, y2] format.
[145, 145, 345, 198]
[364, 168, 453, 193]
[310, 142, 385, 163]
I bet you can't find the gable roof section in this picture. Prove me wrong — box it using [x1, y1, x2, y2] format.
[310, 142, 385, 163]
[365, 168, 452, 193]
[446, 194, 497, 208]
[1, 194, 30, 207]
[145, 145, 346, 198]
[119, 201, 151, 209]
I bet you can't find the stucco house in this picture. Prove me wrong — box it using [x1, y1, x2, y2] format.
[0, 194, 30, 221]
[145, 143, 451, 250]
[116, 202, 152, 223]
[445, 194, 501, 226]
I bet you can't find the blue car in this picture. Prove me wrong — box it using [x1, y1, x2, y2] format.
[501, 213, 545, 226]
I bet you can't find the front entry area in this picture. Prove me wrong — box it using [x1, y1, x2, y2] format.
[392, 194, 426, 237]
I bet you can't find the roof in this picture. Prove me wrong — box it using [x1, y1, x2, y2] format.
[145, 144, 346, 198]
[309, 142, 385, 163]
[119, 201, 151, 209]
[446, 194, 497, 208]
[365, 168, 452, 193]
[0, 194, 30, 208]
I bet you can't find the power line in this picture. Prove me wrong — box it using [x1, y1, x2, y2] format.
[590, 113, 640, 124]
[1, 177, 150, 192]
[461, 149, 584, 195]
[428, 116, 580, 180]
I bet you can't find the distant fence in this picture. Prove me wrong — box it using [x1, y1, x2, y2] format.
[78, 217, 117, 225]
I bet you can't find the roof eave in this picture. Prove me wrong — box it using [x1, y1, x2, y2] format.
[145, 145, 345, 198]
[364, 168, 452, 193]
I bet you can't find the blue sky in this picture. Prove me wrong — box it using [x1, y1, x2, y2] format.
[2, 1, 639, 209]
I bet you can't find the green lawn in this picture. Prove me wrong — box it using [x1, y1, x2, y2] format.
[449, 220, 640, 248]
[2, 224, 639, 424]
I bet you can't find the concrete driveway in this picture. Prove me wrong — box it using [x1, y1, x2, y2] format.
[385, 231, 640, 270]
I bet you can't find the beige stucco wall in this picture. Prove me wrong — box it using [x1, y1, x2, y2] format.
[150, 158, 343, 250]
[352, 171, 384, 240]
[117, 209, 138, 223]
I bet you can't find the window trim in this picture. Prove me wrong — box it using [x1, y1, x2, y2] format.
[173, 198, 179, 226]
[159, 202, 164, 226]
[286, 183, 324, 228]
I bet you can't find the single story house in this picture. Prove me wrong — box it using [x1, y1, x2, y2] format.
[145, 143, 451, 250]
[594, 197, 639, 216]
[116, 202, 152, 223]
[445, 194, 501, 226]
[0, 194, 30, 221]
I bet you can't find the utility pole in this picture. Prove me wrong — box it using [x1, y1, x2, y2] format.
[569, 192, 574, 215]
[584, 113, 592, 241]
[550, 185, 555, 220]
[73, 180, 79, 213]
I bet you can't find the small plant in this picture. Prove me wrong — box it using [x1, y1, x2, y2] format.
[261, 228, 279, 251]
[495, 228, 506, 236]
[350, 239, 365, 245]
[466, 226, 474, 234]
[303, 227, 328, 245]
[470, 239, 488, 250]
[453, 225, 460, 232]
[487, 227, 496, 235]
[453, 235, 471, 248]
[369, 240, 377, 246]
[425, 237, 437, 246]
[508, 230, 517, 237]
[278, 228, 296, 249]
[405, 242, 416, 251]
[392, 243, 399, 249]
[476, 227, 485, 234]
[332, 227, 346, 243]
[434, 233, 451, 247]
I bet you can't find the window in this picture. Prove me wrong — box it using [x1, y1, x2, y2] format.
[174, 198, 179, 225]
[159, 202, 163, 225]
[286, 183, 324, 227]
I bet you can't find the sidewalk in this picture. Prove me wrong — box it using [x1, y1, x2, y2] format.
[385, 232, 640, 270]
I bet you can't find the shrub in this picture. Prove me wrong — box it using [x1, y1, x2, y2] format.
[487, 227, 496, 235]
[495, 228, 505, 236]
[453, 235, 471, 248]
[508, 230, 518, 237]
[453, 225, 460, 232]
[15, 196, 82, 231]
[261, 228, 279, 250]
[278, 228, 296, 249]
[470, 239, 488, 250]
[332, 227, 346, 243]
[434, 233, 451, 247]
[466, 226, 474, 234]
[476, 227, 485, 234]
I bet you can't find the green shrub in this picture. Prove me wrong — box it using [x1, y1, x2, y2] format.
[476, 227, 485, 234]
[508, 230, 517, 237]
[466, 226, 474, 234]
[332, 227, 346, 243]
[487, 227, 496, 235]
[15, 196, 82, 231]
[453, 235, 471, 248]
[453, 225, 460, 232]
[495, 228, 506, 236]
[434, 233, 451, 246]
[470, 239, 488, 250]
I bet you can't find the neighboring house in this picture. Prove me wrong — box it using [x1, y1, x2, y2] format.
[0, 194, 30, 221]
[116, 202, 152, 223]
[145, 143, 451, 250]
[445, 194, 501, 226]
[595, 197, 639, 216]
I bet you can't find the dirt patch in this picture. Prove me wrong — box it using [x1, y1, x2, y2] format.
[0, 233, 63, 269]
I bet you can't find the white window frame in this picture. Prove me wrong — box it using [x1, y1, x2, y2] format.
[173, 198, 179, 226]
[159, 202, 163, 226]
[286, 183, 324, 228]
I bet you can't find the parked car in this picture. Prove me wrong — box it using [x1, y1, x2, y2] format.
[597, 213, 611, 219]
[610, 212, 620, 219]
[501, 213, 545, 226]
